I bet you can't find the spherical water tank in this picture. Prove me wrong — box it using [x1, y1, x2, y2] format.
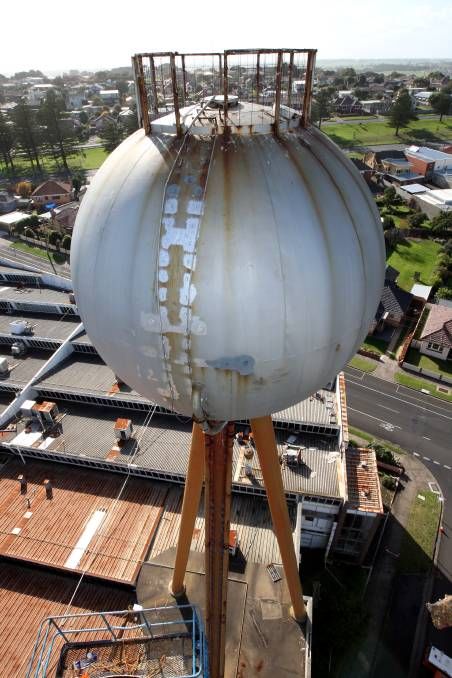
[72, 124, 385, 422]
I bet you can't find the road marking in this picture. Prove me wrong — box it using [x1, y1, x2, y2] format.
[348, 407, 401, 429]
[423, 456, 431, 461]
[444, 465, 451, 470]
[423, 436, 431, 440]
[345, 378, 452, 420]
[375, 403, 399, 413]
[413, 452, 420, 457]
[433, 461, 440, 465]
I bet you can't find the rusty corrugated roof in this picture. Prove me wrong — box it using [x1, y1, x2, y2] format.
[345, 447, 383, 514]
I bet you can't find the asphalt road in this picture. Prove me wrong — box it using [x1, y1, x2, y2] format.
[344, 366, 452, 659]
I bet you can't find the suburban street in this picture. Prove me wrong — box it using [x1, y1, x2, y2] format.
[0, 239, 71, 280]
[344, 366, 452, 658]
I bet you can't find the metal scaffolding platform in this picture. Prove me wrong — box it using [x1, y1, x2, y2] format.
[27, 604, 207, 678]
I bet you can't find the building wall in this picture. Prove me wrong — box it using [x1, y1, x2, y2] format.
[406, 156, 435, 178]
[419, 341, 450, 360]
[33, 193, 72, 206]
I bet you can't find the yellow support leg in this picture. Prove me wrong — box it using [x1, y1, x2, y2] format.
[170, 422, 205, 597]
[251, 415, 306, 622]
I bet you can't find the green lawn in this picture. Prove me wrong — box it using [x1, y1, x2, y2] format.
[395, 372, 452, 403]
[361, 336, 388, 355]
[398, 491, 441, 574]
[0, 146, 109, 178]
[348, 426, 406, 456]
[348, 355, 378, 373]
[386, 239, 442, 291]
[324, 117, 452, 148]
[405, 348, 452, 378]
[10, 241, 68, 265]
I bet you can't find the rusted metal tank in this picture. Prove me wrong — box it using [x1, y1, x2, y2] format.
[72, 50, 385, 425]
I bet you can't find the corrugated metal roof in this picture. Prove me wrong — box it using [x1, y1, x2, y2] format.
[0, 312, 80, 342]
[0, 348, 49, 386]
[148, 486, 295, 565]
[0, 458, 169, 583]
[5, 404, 341, 498]
[0, 285, 75, 306]
[0, 562, 134, 677]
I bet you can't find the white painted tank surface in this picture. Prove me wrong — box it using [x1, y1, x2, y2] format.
[72, 114, 385, 423]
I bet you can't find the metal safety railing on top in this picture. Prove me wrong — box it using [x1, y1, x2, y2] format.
[132, 48, 316, 137]
[27, 604, 208, 678]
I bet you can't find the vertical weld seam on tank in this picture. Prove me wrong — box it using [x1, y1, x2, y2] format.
[300, 131, 373, 344]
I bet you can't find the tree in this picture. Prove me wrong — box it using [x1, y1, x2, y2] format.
[383, 186, 397, 207]
[408, 212, 427, 228]
[382, 215, 395, 230]
[313, 89, 333, 129]
[62, 234, 72, 251]
[0, 112, 15, 172]
[72, 172, 83, 200]
[429, 92, 451, 122]
[115, 80, 129, 101]
[11, 100, 43, 170]
[388, 90, 417, 136]
[412, 77, 429, 88]
[431, 212, 452, 233]
[48, 229, 61, 247]
[16, 181, 32, 197]
[79, 111, 89, 124]
[100, 119, 124, 152]
[38, 91, 79, 171]
[436, 287, 452, 300]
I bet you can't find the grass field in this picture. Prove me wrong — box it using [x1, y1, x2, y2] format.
[361, 336, 388, 355]
[386, 239, 442, 291]
[10, 241, 68, 265]
[348, 355, 378, 372]
[395, 372, 452, 403]
[324, 117, 452, 147]
[0, 147, 109, 178]
[398, 490, 441, 574]
[405, 348, 452, 378]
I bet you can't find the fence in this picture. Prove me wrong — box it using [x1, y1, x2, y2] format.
[402, 361, 452, 386]
[17, 235, 70, 255]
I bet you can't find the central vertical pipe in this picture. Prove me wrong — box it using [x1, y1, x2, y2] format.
[204, 422, 234, 678]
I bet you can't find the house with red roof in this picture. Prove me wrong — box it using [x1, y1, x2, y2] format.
[31, 180, 72, 207]
[418, 302, 452, 360]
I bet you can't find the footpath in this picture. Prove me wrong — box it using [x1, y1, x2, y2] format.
[339, 453, 443, 678]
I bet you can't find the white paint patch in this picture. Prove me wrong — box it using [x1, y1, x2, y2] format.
[0, 287, 11, 295]
[164, 198, 178, 214]
[159, 270, 169, 283]
[9, 430, 42, 447]
[64, 509, 106, 570]
[159, 288, 167, 302]
[187, 199, 203, 215]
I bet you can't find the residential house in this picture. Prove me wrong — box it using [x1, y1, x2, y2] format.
[350, 158, 372, 184]
[31, 180, 72, 207]
[99, 89, 119, 105]
[66, 87, 86, 109]
[371, 267, 414, 333]
[360, 99, 390, 115]
[93, 113, 116, 133]
[0, 192, 17, 215]
[28, 83, 55, 105]
[417, 302, 452, 360]
[333, 94, 363, 115]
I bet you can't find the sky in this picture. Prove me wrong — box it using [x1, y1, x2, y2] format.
[1, 0, 452, 75]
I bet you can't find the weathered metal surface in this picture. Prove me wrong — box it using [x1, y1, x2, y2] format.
[72, 122, 385, 421]
[204, 422, 234, 678]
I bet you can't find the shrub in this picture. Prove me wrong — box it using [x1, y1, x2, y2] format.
[369, 443, 398, 466]
[48, 230, 61, 247]
[25, 228, 36, 239]
[61, 234, 71, 251]
[408, 212, 427, 228]
[436, 286, 452, 300]
[383, 215, 395, 230]
[381, 475, 397, 491]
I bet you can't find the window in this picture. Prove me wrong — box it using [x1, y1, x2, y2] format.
[427, 342, 442, 352]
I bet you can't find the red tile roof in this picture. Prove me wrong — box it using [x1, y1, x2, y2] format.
[32, 180, 72, 197]
[420, 304, 452, 349]
[345, 447, 383, 513]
